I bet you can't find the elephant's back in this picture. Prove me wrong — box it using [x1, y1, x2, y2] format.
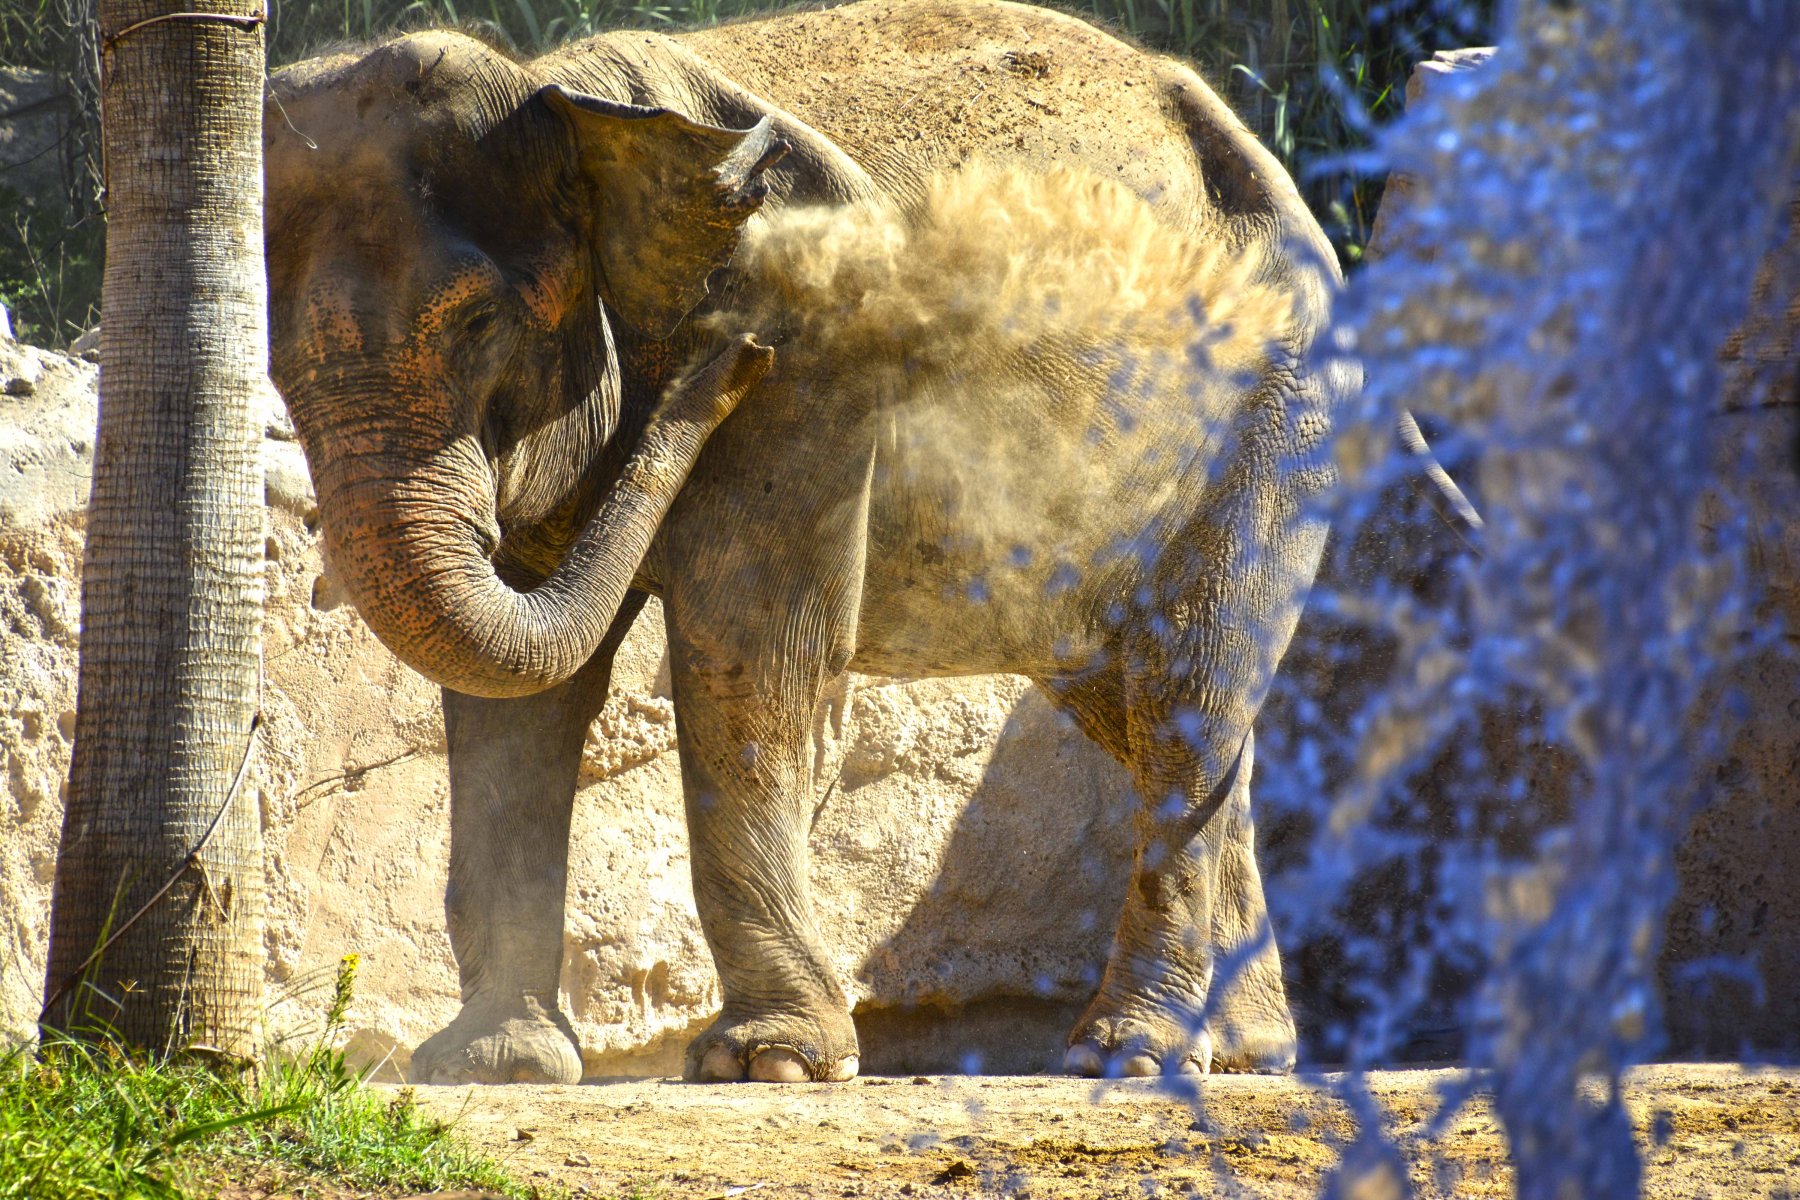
[674, 0, 1207, 221]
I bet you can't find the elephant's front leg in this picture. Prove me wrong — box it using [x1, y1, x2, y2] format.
[668, 639, 858, 1083]
[410, 594, 645, 1085]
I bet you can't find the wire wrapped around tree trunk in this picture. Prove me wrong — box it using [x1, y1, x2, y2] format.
[100, 9, 264, 54]
[39, 713, 262, 1028]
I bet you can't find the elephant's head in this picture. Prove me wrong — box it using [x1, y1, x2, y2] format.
[264, 32, 783, 696]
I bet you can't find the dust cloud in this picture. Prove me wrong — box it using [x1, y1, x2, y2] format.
[695, 162, 1296, 604]
[709, 160, 1289, 396]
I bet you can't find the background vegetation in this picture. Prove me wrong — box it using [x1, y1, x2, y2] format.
[0, 0, 1495, 345]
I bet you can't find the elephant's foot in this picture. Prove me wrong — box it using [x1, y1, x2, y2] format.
[1202, 928, 1298, 1074]
[1064, 1010, 1212, 1078]
[684, 1008, 860, 1083]
[410, 995, 582, 1085]
[1205, 1003, 1297, 1074]
[1064, 1000, 1296, 1077]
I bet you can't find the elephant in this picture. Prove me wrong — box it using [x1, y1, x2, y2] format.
[263, 0, 1372, 1085]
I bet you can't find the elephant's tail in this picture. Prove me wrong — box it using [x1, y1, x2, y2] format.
[1397, 410, 1485, 555]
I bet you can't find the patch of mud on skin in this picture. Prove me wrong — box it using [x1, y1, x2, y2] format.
[402, 1064, 1800, 1200]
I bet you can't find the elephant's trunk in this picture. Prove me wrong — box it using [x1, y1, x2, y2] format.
[302, 336, 771, 698]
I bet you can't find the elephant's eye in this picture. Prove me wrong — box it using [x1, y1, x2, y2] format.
[463, 304, 499, 337]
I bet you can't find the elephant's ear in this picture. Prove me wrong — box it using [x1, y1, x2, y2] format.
[541, 85, 789, 340]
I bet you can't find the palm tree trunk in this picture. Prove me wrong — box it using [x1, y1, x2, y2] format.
[42, 0, 268, 1055]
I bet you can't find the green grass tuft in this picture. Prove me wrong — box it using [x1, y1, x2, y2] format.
[0, 956, 548, 1200]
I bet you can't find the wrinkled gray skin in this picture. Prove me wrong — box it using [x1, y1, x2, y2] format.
[264, 0, 1350, 1084]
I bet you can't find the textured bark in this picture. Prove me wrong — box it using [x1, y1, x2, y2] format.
[41, 0, 268, 1053]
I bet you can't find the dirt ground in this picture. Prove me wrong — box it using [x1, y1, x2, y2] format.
[402, 1063, 1800, 1199]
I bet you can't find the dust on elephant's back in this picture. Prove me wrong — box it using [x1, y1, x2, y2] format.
[677, 0, 1202, 207]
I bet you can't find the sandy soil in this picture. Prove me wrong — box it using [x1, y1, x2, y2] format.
[401, 1063, 1800, 1199]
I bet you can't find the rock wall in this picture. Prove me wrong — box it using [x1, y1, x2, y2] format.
[1661, 179, 1800, 1055]
[0, 338, 91, 1042]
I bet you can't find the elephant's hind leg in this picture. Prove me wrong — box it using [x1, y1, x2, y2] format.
[410, 593, 647, 1085]
[1047, 674, 1295, 1077]
[1059, 438, 1322, 1077]
[1061, 715, 1223, 1076]
[1201, 732, 1297, 1074]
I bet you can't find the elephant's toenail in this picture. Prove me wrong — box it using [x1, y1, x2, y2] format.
[697, 1046, 747, 1082]
[1063, 1044, 1105, 1077]
[822, 1055, 860, 1082]
[748, 1047, 811, 1082]
[1194, 1031, 1216, 1074]
[1120, 1054, 1160, 1078]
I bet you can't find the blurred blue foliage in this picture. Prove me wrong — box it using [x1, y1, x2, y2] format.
[1236, 0, 1800, 1194]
